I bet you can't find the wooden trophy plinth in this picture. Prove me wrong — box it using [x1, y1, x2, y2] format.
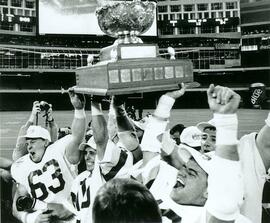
[75, 44, 194, 95]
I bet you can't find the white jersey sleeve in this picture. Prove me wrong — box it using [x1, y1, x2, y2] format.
[238, 132, 266, 223]
[198, 207, 252, 223]
[11, 156, 29, 186]
[98, 140, 133, 181]
[206, 156, 244, 221]
[52, 134, 73, 156]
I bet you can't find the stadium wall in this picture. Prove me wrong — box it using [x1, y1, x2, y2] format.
[0, 91, 217, 111]
[0, 88, 269, 111]
[0, 69, 269, 111]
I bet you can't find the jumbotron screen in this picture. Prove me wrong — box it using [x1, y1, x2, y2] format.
[38, 0, 157, 36]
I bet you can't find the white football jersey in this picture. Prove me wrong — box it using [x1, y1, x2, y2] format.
[71, 171, 92, 223]
[70, 161, 104, 223]
[130, 156, 251, 223]
[98, 140, 134, 181]
[70, 139, 135, 223]
[11, 135, 78, 205]
[238, 132, 266, 223]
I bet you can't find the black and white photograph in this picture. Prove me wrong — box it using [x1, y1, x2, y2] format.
[0, 0, 269, 223]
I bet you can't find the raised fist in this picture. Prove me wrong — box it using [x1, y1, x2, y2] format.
[165, 82, 186, 100]
[68, 87, 85, 110]
[207, 84, 241, 114]
[112, 95, 127, 106]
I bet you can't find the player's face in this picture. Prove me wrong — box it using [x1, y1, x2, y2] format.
[26, 138, 46, 163]
[170, 158, 208, 206]
[84, 146, 96, 172]
[201, 127, 216, 152]
[171, 131, 181, 145]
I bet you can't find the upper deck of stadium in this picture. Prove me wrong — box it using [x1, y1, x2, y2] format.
[0, 0, 269, 110]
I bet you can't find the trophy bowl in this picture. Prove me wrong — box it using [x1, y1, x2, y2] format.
[96, 0, 155, 40]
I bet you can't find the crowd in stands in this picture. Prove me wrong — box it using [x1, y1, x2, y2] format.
[0, 83, 270, 223]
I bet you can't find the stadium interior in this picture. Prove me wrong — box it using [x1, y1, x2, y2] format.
[0, 0, 270, 222]
[0, 0, 269, 110]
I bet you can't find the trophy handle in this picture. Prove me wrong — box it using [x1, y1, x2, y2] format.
[178, 82, 200, 89]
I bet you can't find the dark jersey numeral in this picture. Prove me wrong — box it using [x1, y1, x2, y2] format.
[71, 178, 91, 211]
[28, 159, 65, 200]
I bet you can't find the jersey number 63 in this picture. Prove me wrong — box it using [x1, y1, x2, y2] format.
[28, 159, 65, 200]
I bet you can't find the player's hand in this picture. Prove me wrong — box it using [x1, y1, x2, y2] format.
[68, 87, 85, 110]
[46, 104, 53, 121]
[31, 101, 41, 116]
[34, 212, 52, 223]
[207, 84, 241, 114]
[112, 95, 127, 106]
[91, 95, 105, 104]
[166, 83, 186, 100]
[47, 203, 74, 220]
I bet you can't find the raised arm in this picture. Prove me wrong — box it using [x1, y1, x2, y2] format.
[90, 96, 108, 161]
[207, 84, 240, 160]
[205, 84, 244, 223]
[140, 84, 186, 166]
[45, 104, 58, 143]
[65, 89, 86, 164]
[112, 95, 142, 162]
[12, 101, 40, 160]
[107, 98, 118, 142]
[160, 131, 188, 170]
[255, 112, 270, 171]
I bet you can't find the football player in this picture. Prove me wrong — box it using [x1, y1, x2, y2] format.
[195, 101, 270, 223]
[70, 136, 99, 223]
[11, 89, 86, 223]
[70, 96, 136, 223]
[12, 100, 58, 161]
[130, 84, 251, 223]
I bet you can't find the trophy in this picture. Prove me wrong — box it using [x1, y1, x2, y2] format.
[74, 0, 195, 95]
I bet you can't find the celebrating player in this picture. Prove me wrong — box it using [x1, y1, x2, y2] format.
[130, 84, 250, 222]
[70, 136, 98, 223]
[193, 89, 270, 223]
[12, 100, 58, 161]
[11, 88, 86, 223]
[70, 95, 137, 223]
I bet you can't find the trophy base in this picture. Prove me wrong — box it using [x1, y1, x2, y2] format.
[74, 83, 188, 96]
[75, 57, 194, 96]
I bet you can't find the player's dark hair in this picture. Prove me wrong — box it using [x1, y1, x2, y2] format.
[92, 178, 162, 223]
[170, 124, 185, 135]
